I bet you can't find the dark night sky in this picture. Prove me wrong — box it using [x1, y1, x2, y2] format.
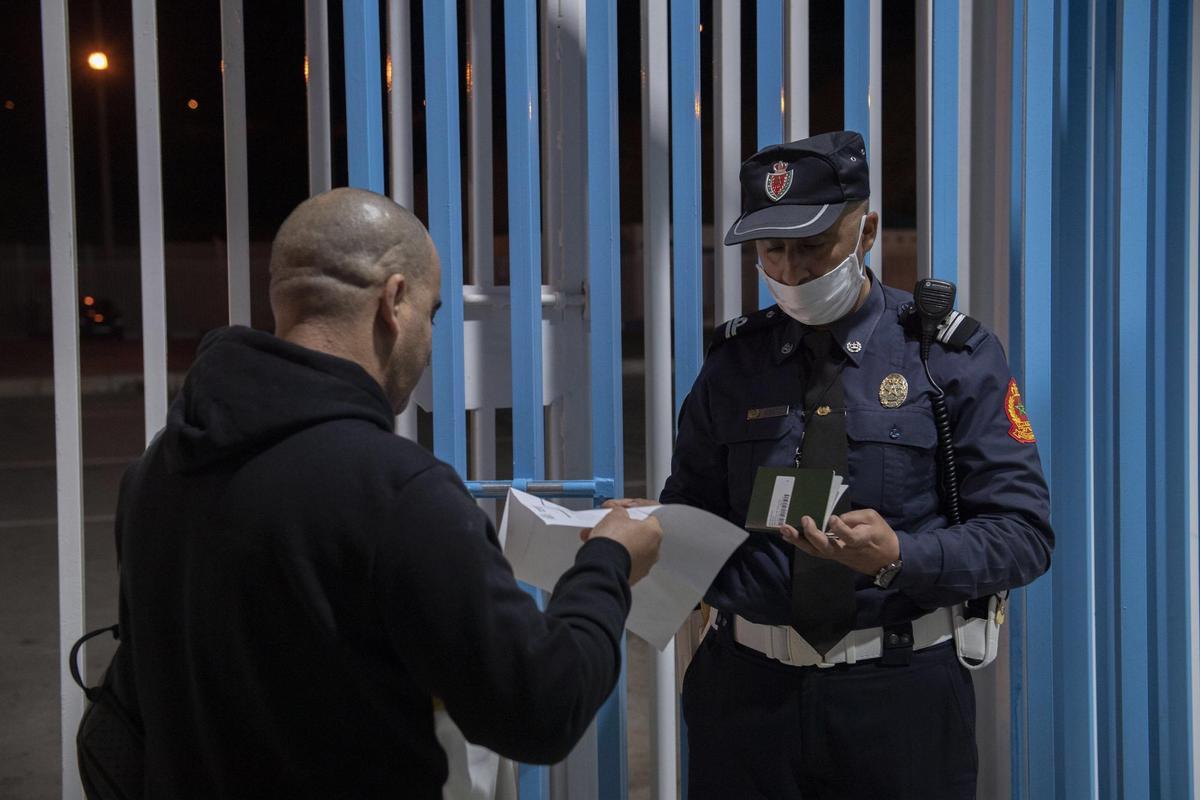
[2, 1, 916, 250]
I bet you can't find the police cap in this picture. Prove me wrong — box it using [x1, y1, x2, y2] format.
[724, 130, 869, 245]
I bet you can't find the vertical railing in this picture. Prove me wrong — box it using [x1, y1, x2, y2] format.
[713, 0, 742, 324]
[305, 0, 332, 195]
[756, 0, 783, 309]
[640, 1, 680, 798]
[344, 1, 385, 194]
[586, 4, 628, 796]
[40, 3, 85, 796]
[504, 1, 549, 796]
[220, 0, 251, 326]
[423, 1, 468, 474]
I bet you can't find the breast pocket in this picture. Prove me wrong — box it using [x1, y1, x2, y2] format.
[719, 416, 793, 516]
[846, 408, 938, 519]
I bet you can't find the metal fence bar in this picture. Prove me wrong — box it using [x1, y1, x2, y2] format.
[344, 0, 385, 193]
[387, 0, 418, 441]
[1152, 2, 1195, 795]
[503, 2, 549, 795]
[713, 0, 742, 323]
[843, 0, 870, 269]
[585, 1, 627, 794]
[221, 0, 251, 326]
[1190, 0, 1200, 790]
[756, 0, 783, 309]
[1116, 0, 1153, 793]
[641, 1, 679, 794]
[868, 0, 882, 279]
[132, 0, 168, 443]
[306, 0, 332, 194]
[40, 3, 85, 796]
[1016, 1, 1056, 796]
[424, 1, 468, 474]
[785, 0, 809, 141]
[671, 0, 703, 407]
[930, 0, 958, 285]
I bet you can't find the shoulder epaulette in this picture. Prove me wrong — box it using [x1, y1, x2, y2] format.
[707, 305, 790, 357]
[897, 303, 981, 350]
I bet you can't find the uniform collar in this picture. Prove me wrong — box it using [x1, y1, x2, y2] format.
[772, 269, 886, 365]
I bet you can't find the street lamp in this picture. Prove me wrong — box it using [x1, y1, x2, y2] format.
[87, 51, 109, 71]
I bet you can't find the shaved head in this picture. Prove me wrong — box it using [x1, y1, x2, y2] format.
[268, 188, 441, 414]
[269, 187, 435, 325]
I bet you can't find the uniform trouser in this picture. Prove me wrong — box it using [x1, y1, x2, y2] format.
[681, 620, 978, 800]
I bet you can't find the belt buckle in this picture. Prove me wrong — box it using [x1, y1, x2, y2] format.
[785, 628, 828, 668]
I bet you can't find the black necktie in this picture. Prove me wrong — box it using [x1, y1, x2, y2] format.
[789, 330, 857, 655]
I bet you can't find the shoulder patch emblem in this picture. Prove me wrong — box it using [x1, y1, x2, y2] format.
[1004, 378, 1036, 443]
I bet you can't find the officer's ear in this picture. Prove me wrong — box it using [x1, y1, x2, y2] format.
[861, 211, 880, 254]
[378, 273, 406, 336]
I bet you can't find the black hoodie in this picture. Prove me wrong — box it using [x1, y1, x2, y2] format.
[115, 327, 632, 798]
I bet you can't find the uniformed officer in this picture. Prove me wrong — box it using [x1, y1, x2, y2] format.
[611, 131, 1053, 799]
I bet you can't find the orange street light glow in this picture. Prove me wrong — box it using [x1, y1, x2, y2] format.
[187, 99, 199, 110]
[87, 52, 109, 71]
[3, 101, 13, 111]
[83, 296, 95, 306]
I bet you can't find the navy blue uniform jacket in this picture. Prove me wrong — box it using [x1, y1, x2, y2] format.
[661, 275, 1053, 627]
[115, 327, 632, 798]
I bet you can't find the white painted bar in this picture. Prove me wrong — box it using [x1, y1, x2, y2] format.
[221, 0, 252, 326]
[132, 0, 169, 443]
[306, 0, 333, 195]
[641, 6, 677, 794]
[869, 0, 882, 279]
[786, 0, 809, 140]
[388, 0, 418, 440]
[713, 0, 742, 323]
[914, 0, 932, 279]
[40, 3, 86, 796]
[467, 0, 494, 288]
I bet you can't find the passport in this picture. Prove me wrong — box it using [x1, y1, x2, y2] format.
[744, 466, 848, 534]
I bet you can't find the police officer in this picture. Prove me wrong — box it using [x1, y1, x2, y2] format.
[612, 131, 1053, 799]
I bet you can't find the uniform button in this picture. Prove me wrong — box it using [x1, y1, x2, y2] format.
[781, 341, 794, 355]
[886, 633, 899, 645]
[889, 426, 901, 439]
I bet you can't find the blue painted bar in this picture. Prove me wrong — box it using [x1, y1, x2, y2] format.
[422, 1, 467, 474]
[1116, 0, 1153, 794]
[342, 0, 384, 193]
[464, 480, 603, 499]
[756, 0, 784, 309]
[1090, 4, 1120, 799]
[930, 0, 957, 284]
[1153, 1, 1195, 795]
[843, 0, 870, 146]
[1050, 0, 1099, 796]
[1019, 2, 1057, 797]
[671, 0, 704, 411]
[1007, 0, 1027, 787]
[585, 1, 627, 795]
[503, 2, 548, 796]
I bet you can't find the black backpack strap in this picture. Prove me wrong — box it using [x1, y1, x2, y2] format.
[69, 624, 120, 701]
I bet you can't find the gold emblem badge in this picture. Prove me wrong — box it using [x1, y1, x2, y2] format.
[815, 405, 832, 416]
[879, 373, 908, 408]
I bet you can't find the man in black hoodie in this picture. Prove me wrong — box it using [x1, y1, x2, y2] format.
[114, 188, 662, 798]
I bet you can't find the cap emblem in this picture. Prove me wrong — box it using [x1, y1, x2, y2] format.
[765, 161, 793, 203]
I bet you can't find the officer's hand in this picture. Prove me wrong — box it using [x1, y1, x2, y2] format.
[602, 498, 659, 509]
[778, 508, 901, 577]
[581, 506, 663, 584]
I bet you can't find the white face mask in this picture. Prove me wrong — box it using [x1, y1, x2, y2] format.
[757, 215, 868, 326]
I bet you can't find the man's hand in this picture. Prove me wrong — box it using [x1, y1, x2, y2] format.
[601, 498, 659, 509]
[580, 506, 663, 584]
[778, 508, 900, 577]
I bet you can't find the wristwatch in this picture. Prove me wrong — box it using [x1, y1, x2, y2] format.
[874, 559, 903, 589]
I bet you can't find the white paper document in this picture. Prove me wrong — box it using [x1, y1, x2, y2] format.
[500, 489, 749, 650]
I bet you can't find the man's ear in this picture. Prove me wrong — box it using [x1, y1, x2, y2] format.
[379, 273, 406, 335]
[862, 210, 879, 254]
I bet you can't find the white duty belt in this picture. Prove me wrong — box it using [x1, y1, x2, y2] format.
[730, 606, 957, 668]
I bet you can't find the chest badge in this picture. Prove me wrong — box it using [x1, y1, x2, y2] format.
[879, 373, 909, 408]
